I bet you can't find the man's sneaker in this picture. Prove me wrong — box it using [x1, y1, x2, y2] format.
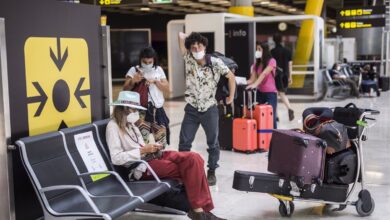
[288, 109, 295, 121]
[207, 170, 217, 186]
[188, 210, 207, 220]
[206, 212, 227, 220]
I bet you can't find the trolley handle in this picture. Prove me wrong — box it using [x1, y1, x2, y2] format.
[364, 109, 380, 115]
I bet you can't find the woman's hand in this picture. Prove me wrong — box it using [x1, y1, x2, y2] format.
[246, 84, 257, 90]
[132, 73, 144, 84]
[140, 144, 163, 154]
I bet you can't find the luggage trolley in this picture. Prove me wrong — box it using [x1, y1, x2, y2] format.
[233, 107, 380, 217]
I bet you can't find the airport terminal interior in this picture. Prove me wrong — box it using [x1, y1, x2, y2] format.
[0, 0, 390, 220]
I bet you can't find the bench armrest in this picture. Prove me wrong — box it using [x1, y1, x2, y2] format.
[78, 171, 135, 198]
[332, 79, 345, 86]
[126, 160, 162, 183]
[40, 185, 100, 214]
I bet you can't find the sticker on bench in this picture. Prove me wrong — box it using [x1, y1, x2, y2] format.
[74, 131, 109, 181]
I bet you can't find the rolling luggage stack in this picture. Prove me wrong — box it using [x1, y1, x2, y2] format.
[233, 103, 380, 217]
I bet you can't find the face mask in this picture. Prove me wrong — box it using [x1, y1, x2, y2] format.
[127, 111, 140, 124]
[336, 66, 341, 71]
[255, 50, 262, 59]
[141, 63, 153, 71]
[192, 50, 205, 60]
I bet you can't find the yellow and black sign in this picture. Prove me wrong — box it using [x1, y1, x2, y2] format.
[338, 18, 386, 29]
[97, 0, 147, 6]
[24, 37, 91, 136]
[337, 6, 385, 18]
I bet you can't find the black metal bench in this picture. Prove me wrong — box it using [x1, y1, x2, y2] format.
[16, 119, 185, 220]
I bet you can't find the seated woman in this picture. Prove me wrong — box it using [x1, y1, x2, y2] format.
[360, 64, 380, 97]
[106, 91, 224, 220]
[329, 63, 360, 98]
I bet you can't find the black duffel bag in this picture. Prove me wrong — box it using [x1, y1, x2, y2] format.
[325, 148, 358, 185]
[333, 103, 365, 139]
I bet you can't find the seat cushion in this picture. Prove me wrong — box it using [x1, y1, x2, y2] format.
[87, 175, 174, 202]
[127, 181, 170, 202]
[49, 189, 141, 219]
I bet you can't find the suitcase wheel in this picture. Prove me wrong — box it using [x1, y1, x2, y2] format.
[356, 190, 375, 217]
[278, 200, 294, 217]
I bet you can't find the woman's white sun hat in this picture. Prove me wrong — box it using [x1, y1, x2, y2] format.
[110, 91, 147, 110]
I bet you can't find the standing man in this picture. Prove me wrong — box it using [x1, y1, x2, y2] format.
[178, 32, 236, 186]
[271, 34, 295, 121]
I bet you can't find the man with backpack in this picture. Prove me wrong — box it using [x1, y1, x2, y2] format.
[178, 32, 236, 186]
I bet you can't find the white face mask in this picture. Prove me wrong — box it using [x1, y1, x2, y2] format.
[192, 50, 205, 60]
[127, 111, 140, 124]
[255, 50, 262, 59]
[336, 66, 341, 71]
[141, 63, 153, 71]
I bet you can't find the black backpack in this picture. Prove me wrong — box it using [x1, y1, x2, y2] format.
[205, 52, 238, 102]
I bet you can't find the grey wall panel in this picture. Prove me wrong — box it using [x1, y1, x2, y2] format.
[340, 27, 383, 56]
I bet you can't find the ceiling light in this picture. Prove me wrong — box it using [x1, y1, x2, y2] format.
[288, 8, 297, 12]
[260, 1, 270, 5]
[140, 7, 151, 11]
[269, 2, 277, 7]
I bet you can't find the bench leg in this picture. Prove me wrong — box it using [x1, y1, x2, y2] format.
[135, 203, 187, 215]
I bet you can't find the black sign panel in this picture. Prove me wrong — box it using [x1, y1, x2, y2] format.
[337, 6, 386, 18]
[225, 23, 255, 78]
[0, 0, 105, 219]
[337, 18, 386, 29]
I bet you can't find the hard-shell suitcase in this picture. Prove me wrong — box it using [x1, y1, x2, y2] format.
[254, 104, 273, 151]
[324, 149, 357, 185]
[218, 104, 233, 151]
[233, 90, 257, 153]
[233, 171, 349, 202]
[268, 129, 327, 186]
[243, 90, 274, 151]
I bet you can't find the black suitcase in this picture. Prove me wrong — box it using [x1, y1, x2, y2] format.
[379, 76, 390, 91]
[233, 170, 349, 202]
[325, 149, 357, 185]
[234, 85, 247, 118]
[218, 104, 233, 151]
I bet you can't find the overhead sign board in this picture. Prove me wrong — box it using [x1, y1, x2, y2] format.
[337, 6, 386, 18]
[338, 18, 386, 29]
[97, 0, 148, 6]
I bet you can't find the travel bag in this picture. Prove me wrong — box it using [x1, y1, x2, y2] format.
[218, 103, 234, 151]
[268, 129, 327, 186]
[244, 89, 274, 151]
[232, 90, 257, 153]
[333, 103, 365, 139]
[324, 148, 358, 185]
[233, 170, 349, 202]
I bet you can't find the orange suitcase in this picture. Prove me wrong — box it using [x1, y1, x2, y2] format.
[244, 90, 274, 151]
[233, 90, 257, 153]
[254, 104, 273, 151]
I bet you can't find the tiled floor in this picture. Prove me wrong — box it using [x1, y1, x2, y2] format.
[120, 92, 390, 220]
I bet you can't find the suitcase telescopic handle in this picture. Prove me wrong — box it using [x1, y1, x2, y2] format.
[248, 89, 254, 119]
[242, 89, 246, 118]
[252, 88, 258, 106]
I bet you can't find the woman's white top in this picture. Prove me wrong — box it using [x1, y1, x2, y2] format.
[126, 66, 167, 108]
[106, 119, 145, 166]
